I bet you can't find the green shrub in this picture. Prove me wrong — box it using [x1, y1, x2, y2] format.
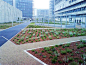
[16, 38, 19, 40]
[76, 43, 78, 46]
[29, 35, 32, 38]
[68, 57, 74, 61]
[53, 56, 58, 60]
[50, 46, 55, 49]
[41, 50, 45, 53]
[38, 39, 40, 41]
[26, 40, 28, 42]
[61, 50, 67, 54]
[31, 49, 35, 52]
[78, 59, 83, 63]
[55, 45, 59, 47]
[18, 40, 21, 42]
[81, 50, 84, 52]
[43, 55, 46, 58]
[71, 53, 74, 56]
[77, 44, 84, 49]
[62, 46, 65, 48]
[59, 44, 63, 46]
[54, 51, 58, 56]
[26, 36, 29, 39]
[51, 48, 56, 52]
[35, 51, 37, 54]
[82, 40, 86, 44]
[66, 48, 72, 53]
[16, 42, 20, 45]
[53, 34, 56, 37]
[13, 39, 14, 41]
[39, 53, 42, 56]
[51, 59, 57, 64]
[47, 51, 52, 54]
[58, 60, 63, 64]
[36, 40, 38, 42]
[84, 44, 86, 47]
[48, 36, 52, 40]
[77, 46, 80, 49]
[69, 61, 79, 65]
[75, 51, 80, 54]
[57, 36, 59, 39]
[29, 38, 31, 41]
[49, 37, 52, 40]
[33, 37, 35, 40]
[49, 56, 53, 58]
[65, 43, 70, 47]
[44, 47, 50, 51]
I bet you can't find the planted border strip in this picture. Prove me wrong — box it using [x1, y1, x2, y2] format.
[24, 39, 86, 65]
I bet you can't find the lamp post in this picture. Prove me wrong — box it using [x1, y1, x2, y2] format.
[74, 15, 76, 28]
[48, 16, 49, 26]
[54, 0, 55, 27]
[85, 16, 86, 28]
[66, 14, 67, 28]
[60, 16, 62, 27]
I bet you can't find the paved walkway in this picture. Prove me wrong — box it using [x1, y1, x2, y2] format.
[0, 36, 86, 65]
[0, 22, 31, 47]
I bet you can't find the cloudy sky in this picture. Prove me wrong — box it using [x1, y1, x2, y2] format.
[33, 0, 49, 9]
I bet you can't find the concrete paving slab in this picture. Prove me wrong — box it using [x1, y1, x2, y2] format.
[0, 36, 86, 65]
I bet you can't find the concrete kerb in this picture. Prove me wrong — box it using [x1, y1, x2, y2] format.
[24, 39, 86, 65]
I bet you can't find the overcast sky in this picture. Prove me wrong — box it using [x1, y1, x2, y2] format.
[33, 0, 49, 9]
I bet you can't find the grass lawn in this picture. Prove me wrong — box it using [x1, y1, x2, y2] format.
[29, 22, 35, 25]
[26, 22, 51, 28]
[37, 22, 71, 25]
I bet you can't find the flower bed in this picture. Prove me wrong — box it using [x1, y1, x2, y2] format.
[27, 40, 86, 65]
[11, 28, 86, 45]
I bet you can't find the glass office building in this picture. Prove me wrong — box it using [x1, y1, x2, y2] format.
[55, 0, 86, 25]
[3, 0, 33, 18]
[3, 0, 14, 6]
[15, 0, 33, 18]
[37, 9, 49, 18]
[49, 0, 54, 19]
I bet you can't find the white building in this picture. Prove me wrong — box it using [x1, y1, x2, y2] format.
[37, 9, 49, 18]
[0, 0, 22, 23]
[55, 0, 86, 27]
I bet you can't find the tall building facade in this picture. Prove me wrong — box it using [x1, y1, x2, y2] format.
[0, 0, 22, 23]
[49, 0, 54, 19]
[37, 9, 49, 18]
[55, 0, 86, 24]
[3, 0, 33, 18]
[15, 0, 33, 18]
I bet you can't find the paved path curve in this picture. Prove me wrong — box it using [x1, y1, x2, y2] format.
[0, 21, 31, 46]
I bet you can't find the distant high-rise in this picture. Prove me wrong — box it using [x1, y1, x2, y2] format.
[3, 0, 33, 18]
[15, 0, 33, 18]
[37, 9, 49, 18]
[3, 0, 15, 7]
[49, 0, 54, 19]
